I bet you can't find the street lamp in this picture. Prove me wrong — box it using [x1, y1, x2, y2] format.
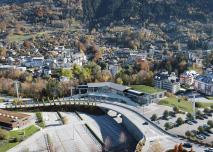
[14, 81, 20, 102]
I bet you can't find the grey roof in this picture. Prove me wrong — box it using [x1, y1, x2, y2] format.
[196, 73, 213, 84]
[87, 82, 130, 92]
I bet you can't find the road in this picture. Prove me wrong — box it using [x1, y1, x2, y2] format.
[97, 101, 208, 152]
[8, 112, 102, 152]
[4, 99, 209, 151]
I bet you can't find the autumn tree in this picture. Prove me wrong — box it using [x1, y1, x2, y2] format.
[0, 47, 7, 57]
[35, 6, 45, 17]
[23, 41, 31, 49]
[0, 129, 8, 140]
[0, 21, 6, 32]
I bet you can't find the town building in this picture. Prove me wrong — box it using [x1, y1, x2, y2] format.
[0, 109, 32, 130]
[194, 73, 213, 96]
[180, 70, 199, 86]
[76, 82, 165, 105]
[154, 72, 180, 93]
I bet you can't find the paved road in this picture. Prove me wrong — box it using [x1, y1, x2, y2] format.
[79, 113, 137, 151]
[97, 101, 208, 152]
[8, 113, 102, 152]
[4, 99, 209, 151]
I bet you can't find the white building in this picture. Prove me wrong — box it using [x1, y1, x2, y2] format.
[194, 73, 213, 96]
[154, 72, 180, 94]
[180, 70, 199, 86]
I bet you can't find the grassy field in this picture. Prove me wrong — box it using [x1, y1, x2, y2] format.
[35, 112, 45, 128]
[188, 66, 203, 74]
[7, 32, 47, 43]
[159, 96, 193, 113]
[198, 102, 213, 108]
[0, 125, 39, 152]
[131, 85, 164, 94]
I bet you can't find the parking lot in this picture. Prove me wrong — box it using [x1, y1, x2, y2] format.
[143, 103, 213, 145]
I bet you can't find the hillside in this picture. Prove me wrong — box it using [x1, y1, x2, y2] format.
[0, 0, 212, 27]
[83, 0, 213, 26]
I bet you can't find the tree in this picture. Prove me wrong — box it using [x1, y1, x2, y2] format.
[186, 113, 194, 120]
[173, 106, 179, 113]
[185, 131, 192, 138]
[0, 129, 8, 140]
[203, 108, 210, 114]
[173, 144, 179, 152]
[198, 126, 204, 133]
[115, 78, 123, 84]
[164, 122, 171, 130]
[0, 47, 7, 57]
[196, 110, 202, 116]
[148, 140, 165, 152]
[207, 120, 213, 128]
[195, 102, 202, 108]
[46, 79, 61, 98]
[23, 41, 31, 49]
[176, 117, 184, 126]
[211, 105, 213, 110]
[150, 114, 157, 121]
[178, 143, 183, 152]
[163, 110, 169, 119]
[61, 68, 73, 79]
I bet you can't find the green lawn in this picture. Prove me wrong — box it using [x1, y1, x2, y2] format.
[131, 85, 164, 94]
[205, 96, 213, 100]
[36, 112, 45, 128]
[7, 32, 47, 43]
[0, 125, 39, 152]
[198, 102, 213, 108]
[188, 66, 203, 74]
[159, 96, 193, 113]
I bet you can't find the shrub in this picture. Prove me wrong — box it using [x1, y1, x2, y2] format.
[195, 102, 202, 108]
[173, 106, 179, 113]
[186, 113, 194, 120]
[0, 129, 8, 140]
[150, 114, 157, 121]
[185, 131, 192, 138]
[207, 120, 213, 128]
[203, 108, 210, 114]
[198, 126, 204, 133]
[9, 137, 18, 143]
[164, 122, 171, 130]
[196, 110, 202, 116]
[176, 117, 184, 126]
[163, 110, 169, 119]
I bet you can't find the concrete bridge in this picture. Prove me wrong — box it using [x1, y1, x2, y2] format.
[3, 98, 206, 151]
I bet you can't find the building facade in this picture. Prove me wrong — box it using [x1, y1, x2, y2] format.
[194, 73, 213, 96]
[0, 109, 31, 130]
[154, 72, 180, 94]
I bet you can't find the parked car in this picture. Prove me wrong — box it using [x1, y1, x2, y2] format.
[203, 124, 210, 130]
[207, 129, 213, 134]
[191, 130, 198, 136]
[186, 120, 193, 125]
[196, 134, 206, 140]
[191, 119, 198, 124]
[183, 143, 192, 148]
[142, 122, 149, 125]
[206, 113, 212, 117]
[202, 115, 208, 119]
[205, 148, 213, 152]
[202, 131, 210, 137]
[196, 116, 204, 120]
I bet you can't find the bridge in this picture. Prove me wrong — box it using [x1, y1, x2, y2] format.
[3, 98, 206, 151]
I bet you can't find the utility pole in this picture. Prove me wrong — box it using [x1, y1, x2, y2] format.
[70, 86, 73, 99]
[14, 81, 19, 102]
[193, 92, 196, 119]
